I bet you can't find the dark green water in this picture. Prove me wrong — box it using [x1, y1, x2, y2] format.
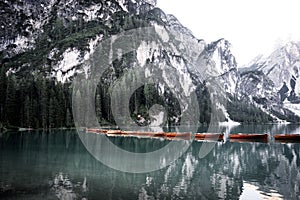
[1, 124, 300, 199]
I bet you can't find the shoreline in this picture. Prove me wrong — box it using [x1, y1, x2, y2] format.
[1, 122, 300, 133]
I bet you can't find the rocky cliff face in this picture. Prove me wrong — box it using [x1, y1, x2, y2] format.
[0, 0, 157, 53]
[239, 42, 300, 122]
[247, 42, 300, 96]
[1, 0, 300, 125]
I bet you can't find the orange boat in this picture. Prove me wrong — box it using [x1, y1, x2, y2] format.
[274, 134, 300, 141]
[153, 132, 166, 137]
[106, 130, 125, 135]
[229, 133, 268, 140]
[230, 138, 268, 143]
[165, 132, 192, 140]
[194, 133, 224, 141]
[99, 129, 108, 133]
[124, 131, 160, 137]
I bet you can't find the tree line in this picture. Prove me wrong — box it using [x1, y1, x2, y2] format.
[0, 66, 73, 129]
[1, 64, 277, 130]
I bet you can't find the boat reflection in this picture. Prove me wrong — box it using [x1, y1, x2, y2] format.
[0, 127, 300, 199]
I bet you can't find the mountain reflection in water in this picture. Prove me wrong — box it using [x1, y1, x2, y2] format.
[0, 125, 299, 199]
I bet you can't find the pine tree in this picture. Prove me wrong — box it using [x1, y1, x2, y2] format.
[49, 89, 58, 128]
[40, 78, 48, 128]
[0, 66, 7, 122]
[24, 95, 30, 127]
[5, 75, 17, 126]
[56, 83, 65, 127]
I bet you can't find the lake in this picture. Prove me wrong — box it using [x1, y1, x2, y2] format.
[1, 124, 300, 199]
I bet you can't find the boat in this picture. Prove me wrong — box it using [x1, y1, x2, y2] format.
[124, 131, 158, 137]
[165, 132, 192, 140]
[194, 133, 224, 141]
[274, 134, 300, 141]
[229, 138, 268, 143]
[106, 130, 125, 135]
[153, 132, 166, 137]
[85, 129, 300, 144]
[229, 133, 268, 140]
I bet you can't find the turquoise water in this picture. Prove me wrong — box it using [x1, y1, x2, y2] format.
[1, 125, 300, 199]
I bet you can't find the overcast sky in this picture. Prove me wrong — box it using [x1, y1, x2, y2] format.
[157, 0, 300, 66]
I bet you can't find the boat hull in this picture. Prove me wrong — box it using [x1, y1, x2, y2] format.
[194, 133, 224, 141]
[229, 134, 268, 140]
[274, 134, 300, 141]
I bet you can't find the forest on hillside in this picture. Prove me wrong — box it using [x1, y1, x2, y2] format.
[0, 64, 276, 130]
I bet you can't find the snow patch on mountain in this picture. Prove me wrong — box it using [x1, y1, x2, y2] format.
[137, 41, 148, 67]
[118, 0, 129, 12]
[136, 40, 160, 67]
[13, 35, 34, 53]
[154, 24, 169, 42]
[169, 55, 194, 96]
[255, 104, 282, 122]
[55, 48, 80, 82]
[55, 35, 103, 81]
[219, 120, 241, 127]
[227, 73, 237, 94]
[80, 4, 102, 22]
[284, 102, 300, 117]
[58, 48, 81, 72]
[84, 35, 103, 60]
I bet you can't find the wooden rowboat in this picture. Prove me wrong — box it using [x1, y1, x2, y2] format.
[194, 133, 224, 141]
[274, 134, 300, 141]
[165, 132, 192, 139]
[153, 132, 166, 137]
[125, 131, 158, 137]
[229, 133, 268, 140]
[229, 138, 268, 143]
[106, 130, 125, 135]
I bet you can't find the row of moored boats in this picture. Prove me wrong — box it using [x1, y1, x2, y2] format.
[85, 129, 300, 143]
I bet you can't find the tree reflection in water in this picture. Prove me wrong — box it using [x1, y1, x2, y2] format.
[0, 128, 299, 199]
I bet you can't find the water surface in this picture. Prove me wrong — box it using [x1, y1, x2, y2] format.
[0, 125, 300, 199]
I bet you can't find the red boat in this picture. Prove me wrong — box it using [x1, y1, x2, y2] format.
[106, 130, 126, 135]
[153, 132, 166, 137]
[230, 138, 268, 143]
[125, 131, 158, 137]
[194, 133, 224, 141]
[165, 132, 192, 140]
[229, 133, 268, 140]
[274, 134, 300, 141]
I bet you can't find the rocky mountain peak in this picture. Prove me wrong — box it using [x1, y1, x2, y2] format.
[283, 41, 300, 58]
[206, 38, 237, 74]
[237, 41, 300, 122]
[248, 41, 300, 98]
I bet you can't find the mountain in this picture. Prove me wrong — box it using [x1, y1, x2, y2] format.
[238, 41, 300, 122]
[0, 0, 299, 129]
